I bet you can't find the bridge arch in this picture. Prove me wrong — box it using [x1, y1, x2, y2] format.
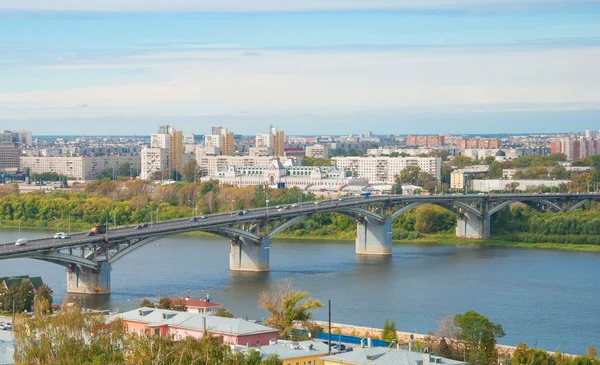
[488, 199, 564, 216]
[390, 200, 482, 220]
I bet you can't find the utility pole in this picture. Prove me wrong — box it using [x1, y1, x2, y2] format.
[328, 299, 332, 355]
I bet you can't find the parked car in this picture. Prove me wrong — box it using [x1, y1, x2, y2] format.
[15, 238, 28, 246]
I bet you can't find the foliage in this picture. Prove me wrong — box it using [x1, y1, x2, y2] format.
[139, 298, 155, 308]
[259, 281, 323, 338]
[34, 284, 54, 314]
[171, 298, 188, 312]
[96, 168, 115, 180]
[454, 310, 505, 365]
[381, 319, 397, 342]
[13, 300, 126, 365]
[31, 172, 67, 182]
[183, 160, 199, 182]
[510, 343, 600, 365]
[13, 301, 280, 365]
[12, 280, 35, 313]
[215, 307, 235, 318]
[157, 297, 171, 310]
[302, 157, 332, 166]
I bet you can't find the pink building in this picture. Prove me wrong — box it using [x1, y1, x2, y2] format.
[118, 308, 279, 346]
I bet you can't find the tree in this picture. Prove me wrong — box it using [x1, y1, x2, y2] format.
[171, 298, 188, 312]
[34, 284, 53, 314]
[157, 297, 171, 309]
[381, 319, 397, 342]
[183, 160, 199, 182]
[96, 168, 114, 180]
[261, 354, 283, 365]
[215, 307, 235, 318]
[13, 300, 126, 364]
[259, 281, 323, 338]
[119, 162, 132, 177]
[454, 311, 505, 365]
[140, 298, 155, 308]
[150, 171, 164, 181]
[393, 174, 403, 195]
[14, 280, 35, 313]
[400, 166, 421, 186]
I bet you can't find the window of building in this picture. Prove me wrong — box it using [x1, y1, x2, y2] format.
[154, 329, 160, 336]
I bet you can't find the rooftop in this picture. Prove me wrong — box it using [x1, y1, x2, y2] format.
[321, 347, 469, 365]
[118, 308, 278, 337]
[257, 340, 332, 360]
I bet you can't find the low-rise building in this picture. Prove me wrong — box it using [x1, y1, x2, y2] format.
[470, 179, 570, 192]
[118, 308, 279, 346]
[322, 347, 468, 365]
[253, 340, 333, 365]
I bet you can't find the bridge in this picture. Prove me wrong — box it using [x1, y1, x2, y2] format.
[0, 193, 596, 295]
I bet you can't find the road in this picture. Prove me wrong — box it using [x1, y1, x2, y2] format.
[0, 192, 595, 258]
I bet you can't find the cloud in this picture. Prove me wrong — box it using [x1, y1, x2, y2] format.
[0, 0, 596, 12]
[1, 46, 599, 121]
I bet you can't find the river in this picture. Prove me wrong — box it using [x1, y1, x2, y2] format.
[1, 229, 599, 354]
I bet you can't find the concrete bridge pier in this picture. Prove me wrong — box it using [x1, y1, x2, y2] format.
[356, 216, 392, 255]
[66, 261, 111, 295]
[456, 211, 490, 239]
[230, 235, 270, 272]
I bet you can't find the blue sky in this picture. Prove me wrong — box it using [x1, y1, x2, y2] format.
[1, 1, 599, 135]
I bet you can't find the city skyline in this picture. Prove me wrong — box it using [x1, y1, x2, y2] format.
[1, 1, 599, 133]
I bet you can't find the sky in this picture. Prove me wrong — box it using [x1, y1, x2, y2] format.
[1, 0, 599, 135]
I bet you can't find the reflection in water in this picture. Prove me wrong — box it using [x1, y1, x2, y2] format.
[0, 231, 599, 354]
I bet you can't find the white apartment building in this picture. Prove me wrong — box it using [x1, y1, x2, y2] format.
[150, 133, 169, 149]
[255, 133, 273, 148]
[204, 135, 222, 149]
[20, 155, 141, 180]
[195, 155, 273, 177]
[140, 148, 168, 180]
[305, 145, 329, 159]
[332, 156, 442, 185]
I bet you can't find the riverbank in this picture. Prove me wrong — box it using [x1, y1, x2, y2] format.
[4, 222, 600, 252]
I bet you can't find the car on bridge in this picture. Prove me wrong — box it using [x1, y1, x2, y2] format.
[14, 238, 27, 246]
[291, 204, 299, 208]
[53, 232, 71, 239]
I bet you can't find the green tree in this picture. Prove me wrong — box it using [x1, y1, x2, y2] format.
[381, 319, 397, 342]
[119, 162, 132, 177]
[140, 298, 155, 308]
[393, 174, 403, 195]
[157, 297, 171, 310]
[261, 354, 283, 365]
[14, 280, 35, 313]
[34, 284, 53, 314]
[259, 281, 323, 338]
[96, 168, 114, 180]
[454, 310, 505, 365]
[400, 166, 421, 185]
[215, 307, 235, 318]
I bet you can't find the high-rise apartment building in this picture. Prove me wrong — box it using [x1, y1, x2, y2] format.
[220, 132, 235, 156]
[211, 126, 223, 136]
[168, 130, 184, 173]
[552, 137, 600, 161]
[273, 130, 285, 156]
[20, 155, 141, 180]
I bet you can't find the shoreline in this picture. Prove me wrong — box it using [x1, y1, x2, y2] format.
[4, 222, 600, 253]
